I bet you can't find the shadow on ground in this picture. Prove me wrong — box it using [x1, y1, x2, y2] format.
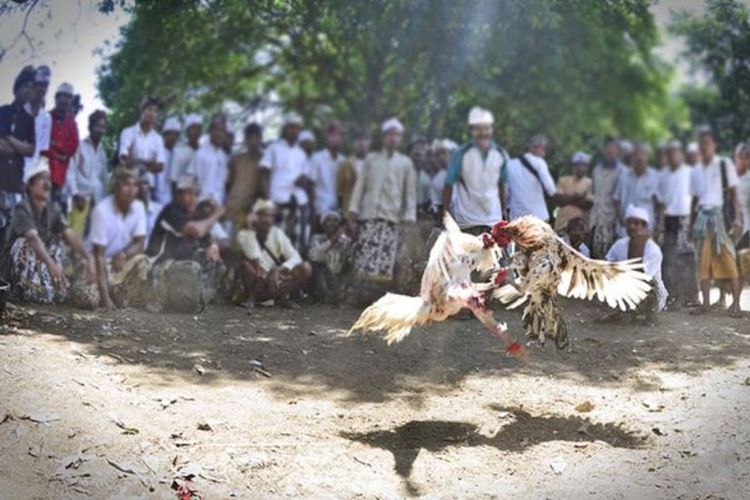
[3, 296, 750, 403]
[342, 405, 645, 495]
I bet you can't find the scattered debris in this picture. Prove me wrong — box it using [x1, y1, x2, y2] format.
[107, 458, 137, 475]
[574, 401, 594, 413]
[19, 413, 60, 424]
[197, 421, 212, 432]
[249, 359, 271, 377]
[111, 414, 140, 435]
[549, 456, 567, 475]
[193, 364, 205, 376]
[652, 427, 666, 436]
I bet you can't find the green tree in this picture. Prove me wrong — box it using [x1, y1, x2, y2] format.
[670, 0, 750, 148]
[97, 0, 672, 166]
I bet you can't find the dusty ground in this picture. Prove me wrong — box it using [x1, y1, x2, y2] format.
[1, 291, 750, 499]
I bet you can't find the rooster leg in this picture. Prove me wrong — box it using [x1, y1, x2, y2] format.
[465, 294, 526, 362]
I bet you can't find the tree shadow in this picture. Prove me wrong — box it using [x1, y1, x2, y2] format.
[4, 295, 750, 403]
[342, 405, 645, 495]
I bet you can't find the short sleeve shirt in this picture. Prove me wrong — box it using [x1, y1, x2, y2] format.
[88, 195, 147, 258]
[0, 103, 35, 193]
[8, 197, 67, 247]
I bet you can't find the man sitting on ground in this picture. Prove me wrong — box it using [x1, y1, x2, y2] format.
[86, 168, 149, 310]
[147, 175, 225, 311]
[236, 199, 312, 310]
[604, 205, 668, 326]
[1, 157, 94, 304]
[308, 211, 350, 304]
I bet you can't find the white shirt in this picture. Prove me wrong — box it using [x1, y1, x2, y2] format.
[737, 171, 750, 235]
[23, 104, 51, 169]
[260, 139, 310, 206]
[144, 200, 163, 239]
[614, 166, 660, 229]
[506, 152, 556, 221]
[170, 143, 199, 183]
[153, 147, 174, 205]
[690, 155, 738, 209]
[606, 236, 668, 311]
[237, 226, 302, 272]
[118, 123, 166, 166]
[451, 146, 506, 228]
[657, 165, 692, 217]
[430, 169, 447, 210]
[311, 148, 344, 213]
[88, 196, 147, 258]
[65, 137, 109, 202]
[190, 142, 228, 205]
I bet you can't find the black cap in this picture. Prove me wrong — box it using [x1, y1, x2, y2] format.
[13, 65, 36, 93]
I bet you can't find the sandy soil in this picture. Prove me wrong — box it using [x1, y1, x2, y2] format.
[1, 293, 750, 499]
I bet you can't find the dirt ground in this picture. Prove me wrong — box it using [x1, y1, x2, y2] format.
[1, 290, 750, 499]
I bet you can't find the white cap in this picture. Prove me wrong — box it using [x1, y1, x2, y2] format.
[252, 198, 276, 214]
[55, 82, 75, 96]
[571, 151, 591, 164]
[619, 140, 634, 154]
[686, 141, 699, 154]
[381, 117, 404, 133]
[184, 113, 202, 129]
[298, 129, 316, 144]
[321, 210, 342, 222]
[468, 106, 493, 126]
[432, 138, 458, 151]
[625, 204, 650, 227]
[24, 156, 50, 184]
[667, 139, 683, 150]
[163, 116, 181, 133]
[283, 112, 303, 126]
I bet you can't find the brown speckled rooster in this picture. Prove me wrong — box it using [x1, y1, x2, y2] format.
[490, 216, 652, 348]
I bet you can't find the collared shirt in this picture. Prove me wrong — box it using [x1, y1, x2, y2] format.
[153, 146, 175, 205]
[48, 109, 80, 187]
[66, 137, 109, 201]
[657, 165, 692, 217]
[311, 148, 344, 213]
[614, 166, 660, 228]
[225, 150, 261, 221]
[555, 175, 593, 231]
[590, 161, 626, 228]
[7, 196, 67, 247]
[348, 150, 416, 223]
[169, 143, 199, 183]
[23, 103, 51, 167]
[506, 152, 557, 221]
[0, 101, 35, 193]
[417, 169, 432, 207]
[606, 236, 668, 310]
[738, 171, 750, 236]
[88, 195, 147, 258]
[237, 226, 302, 272]
[118, 122, 166, 193]
[190, 142, 228, 205]
[445, 142, 507, 228]
[690, 155, 738, 209]
[260, 139, 310, 206]
[308, 232, 351, 275]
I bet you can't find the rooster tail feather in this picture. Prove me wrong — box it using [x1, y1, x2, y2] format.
[347, 293, 429, 345]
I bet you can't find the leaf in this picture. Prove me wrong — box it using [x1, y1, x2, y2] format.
[574, 401, 594, 413]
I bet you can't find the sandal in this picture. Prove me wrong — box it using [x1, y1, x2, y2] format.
[728, 307, 743, 319]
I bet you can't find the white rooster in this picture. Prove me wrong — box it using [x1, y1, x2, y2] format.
[490, 216, 652, 348]
[348, 214, 526, 361]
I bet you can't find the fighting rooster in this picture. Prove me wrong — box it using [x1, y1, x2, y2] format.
[348, 214, 526, 360]
[490, 216, 652, 348]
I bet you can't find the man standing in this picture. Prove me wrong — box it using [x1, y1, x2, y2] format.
[348, 117, 416, 300]
[190, 114, 228, 206]
[337, 129, 370, 218]
[169, 114, 202, 189]
[311, 122, 345, 219]
[48, 82, 80, 208]
[613, 142, 660, 233]
[88, 169, 148, 310]
[443, 106, 507, 234]
[657, 140, 698, 307]
[689, 128, 743, 317]
[734, 143, 750, 245]
[154, 116, 181, 205]
[24, 65, 52, 167]
[505, 134, 557, 222]
[590, 137, 626, 258]
[225, 123, 263, 229]
[259, 112, 310, 249]
[429, 139, 457, 213]
[409, 136, 431, 210]
[555, 152, 594, 233]
[0, 66, 36, 243]
[65, 110, 109, 236]
[118, 96, 166, 178]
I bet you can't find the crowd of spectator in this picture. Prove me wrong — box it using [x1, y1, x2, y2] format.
[1, 65, 748, 319]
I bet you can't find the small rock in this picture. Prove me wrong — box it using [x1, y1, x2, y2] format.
[193, 364, 205, 376]
[574, 401, 594, 413]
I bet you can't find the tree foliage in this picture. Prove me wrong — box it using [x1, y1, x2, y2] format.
[98, 0, 671, 162]
[670, 0, 750, 148]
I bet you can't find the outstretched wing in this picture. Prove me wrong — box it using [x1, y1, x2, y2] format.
[555, 237, 652, 310]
